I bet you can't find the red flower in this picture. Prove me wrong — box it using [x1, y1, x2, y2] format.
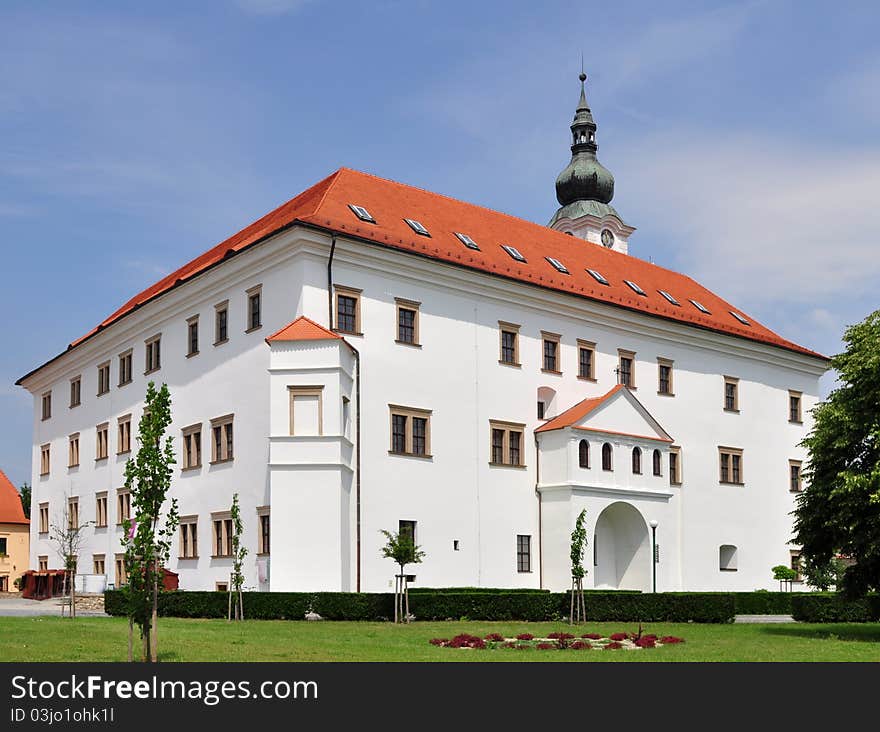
[570, 641, 591, 650]
[429, 638, 448, 646]
[581, 633, 602, 640]
[635, 637, 656, 648]
[609, 632, 628, 641]
[547, 632, 575, 641]
[516, 633, 534, 641]
[449, 633, 485, 649]
[536, 642, 558, 650]
[484, 633, 505, 642]
[502, 642, 517, 649]
[660, 636, 685, 644]
[604, 641, 623, 650]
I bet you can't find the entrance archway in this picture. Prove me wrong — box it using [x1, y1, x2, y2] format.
[593, 502, 651, 590]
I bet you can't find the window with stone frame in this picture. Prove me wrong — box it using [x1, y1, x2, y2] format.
[257, 507, 270, 555]
[210, 414, 234, 463]
[95, 492, 108, 528]
[335, 286, 362, 334]
[182, 424, 202, 470]
[179, 516, 198, 559]
[117, 415, 132, 455]
[499, 322, 520, 366]
[388, 406, 432, 457]
[577, 340, 596, 380]
[489, 421, 525, 467]
[719, 446, 744, 484]
[395, 298, 420, 345]
[541, 332, 561, 373]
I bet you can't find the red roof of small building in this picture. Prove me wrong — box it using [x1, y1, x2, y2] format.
[0, 469, 29, 525]
[17, 167, 827, 385]
[535, 385, 625, 433]
[266, 316, 342, 343]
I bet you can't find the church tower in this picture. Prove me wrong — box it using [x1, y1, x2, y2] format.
[549, 73, 635, 254]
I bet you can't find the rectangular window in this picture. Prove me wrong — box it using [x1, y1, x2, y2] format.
[289, 387, 324, 436]
[517, 535, 531, 573]
[116, 489, 131, 525]
[212, 513, 233, 557]
[542, 331, 561, 373]
[68, 434, 80, 468]
[180, 517, 198, 559]
[657, 358, 674, 396]
[389, 406, 432, 457]
[69, 377, 81, 408]
[96, 362, 111, 396]
[210, 414, 234, 463]
[117, 415, 132, 455]
[118, 351, 132, 387]
[724, 376, 739, 412]
[489, 421, 526, 467]
[93, 554, 105, 576]
[790, 551, 802, 582]
[41, 391, 52, 421]
[38, 555, 49, 572]
[577, 340, 596, 381]
[719, 447, 744, 484]
[115, 554, 127, 586]
[247, 285, 262, 332]
[145, 335, 161, 374]
[789, 460, 803, 492]
[537, 401, 545, 420]
[187, 316, 199, 357]
[395, 298, 420, 345]
[789, 390, 802, 423]
[182, 424, 202, 470]
[618, 349, 636, 388]
[67, 497, 79, 530]
[40, 444, 50, 476]
[499, 321, 520, 366]
[258, 507, 270, 555]
[95, 492, 108, 528]
[96, 423, 109, 461]
[669, 446, 682, 485]
[215, 301, 229, 345]
[335, 286, 361, 334]
[399, 520, 416, 545]
[39, 503, 49, 534]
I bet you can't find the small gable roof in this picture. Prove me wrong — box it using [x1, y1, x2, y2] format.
[0, 469, 28, 525]
[266, 316, 342, 343]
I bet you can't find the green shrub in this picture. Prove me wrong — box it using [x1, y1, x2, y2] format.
[791, 593, 880, 622]
[560, 592, 735, 623]
[730, 592, 793, 615]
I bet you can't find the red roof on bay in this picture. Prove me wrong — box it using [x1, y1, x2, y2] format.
[266, 316, 342, 343]
[0, 470, 28, 525]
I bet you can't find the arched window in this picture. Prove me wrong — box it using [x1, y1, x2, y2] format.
[719, 545, 738, 571]
[652, 449, 662, 476]
[578, 440, 590, 469]
[632, 447, 642, 474]
[602, 443, 613, 471]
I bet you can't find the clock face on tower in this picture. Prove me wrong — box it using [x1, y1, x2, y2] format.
[601, 229, 614, 248]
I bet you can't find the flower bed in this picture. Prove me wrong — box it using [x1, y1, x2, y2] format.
[429, 628, 685, 652]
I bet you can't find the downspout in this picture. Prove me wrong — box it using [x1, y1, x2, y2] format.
[535, 433, 543, 589]
[328, 234, 362, 593]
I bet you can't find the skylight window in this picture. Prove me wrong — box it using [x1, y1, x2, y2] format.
[455, 232, 480, 251]
[587, 269, 609, 285]
[501, 245, 526, 263]
[545, 257, 570, 274]
[624, 280, 647, 296]
[348, 204, 375, 223]
[730, 311, 751, 326]
[689, 299, 711, 314]
[404, 218, 430, 237]
[658, 290, 680, 306]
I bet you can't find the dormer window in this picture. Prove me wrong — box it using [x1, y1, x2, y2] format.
[545, 257, 569, 274]
[587, 269, 609, 285]
[455, 232, 480, 251]
[348, 204, 375, 223]
[405, 218, 430, 237]
[501, 245, 526, 263]
[659, 290, 680, 306]
[624, 280, 647, 296]
[730, 311, 751, 326]
[690, 299, 711, 314]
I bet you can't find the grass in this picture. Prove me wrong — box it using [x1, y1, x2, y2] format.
[2, 617, 880, 662]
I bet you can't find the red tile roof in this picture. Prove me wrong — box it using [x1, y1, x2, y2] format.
[266, 316, 342, 343]
[17, 167, 826, 385]
[0, 469, 29, 525]
[535, 385, 625, 433]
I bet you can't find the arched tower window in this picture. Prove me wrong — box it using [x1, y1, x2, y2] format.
[720, 545, 738, 571]
[578, 440, 590, 468]
[652, 449, 662, 476]
[602, 443, 613, 471]
[632, 447, 642, 475]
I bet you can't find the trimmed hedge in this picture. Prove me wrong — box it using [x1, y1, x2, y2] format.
[791, 593, 880, 622]
[730, 592, 793, 615]
[105, 589, 735, 623]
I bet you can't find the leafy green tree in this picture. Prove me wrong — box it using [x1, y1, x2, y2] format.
[19, 483, 31, 519]
[381, 529, 425, 623]
[121, 382, 179, 662]
[800, 555, 847, 591]
[793, 309, 880, 598]
[228, 493, 247, 621]
[569, 509, 587, 624]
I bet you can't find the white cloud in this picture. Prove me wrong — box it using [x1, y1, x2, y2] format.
[233, 0, 314, 15]
[615, 130, 880, 307]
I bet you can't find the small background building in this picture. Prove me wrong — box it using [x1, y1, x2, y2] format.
[0, 469, 30, 591]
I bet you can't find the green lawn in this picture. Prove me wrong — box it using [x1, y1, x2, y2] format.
[2, 617, 879, 661]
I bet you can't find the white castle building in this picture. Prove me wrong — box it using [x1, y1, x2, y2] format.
[18, 76, 827, 593]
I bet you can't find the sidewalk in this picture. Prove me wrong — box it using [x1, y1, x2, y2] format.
[0, 594, 108, 617]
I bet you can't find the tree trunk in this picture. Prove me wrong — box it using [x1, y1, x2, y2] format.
[128, 617, 133, 663]
[404, 575, 410, 623]
[71, 570, 76, 619]
[151, 564, 158, 662]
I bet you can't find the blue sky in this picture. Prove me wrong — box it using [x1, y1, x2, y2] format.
[1, 0, 878, 488]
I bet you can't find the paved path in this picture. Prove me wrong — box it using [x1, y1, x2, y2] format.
[0, 596, 107, 617]
[734, 614, 796, 623]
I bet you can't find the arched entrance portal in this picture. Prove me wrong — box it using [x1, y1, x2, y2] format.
[593, 502, 651, 591]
